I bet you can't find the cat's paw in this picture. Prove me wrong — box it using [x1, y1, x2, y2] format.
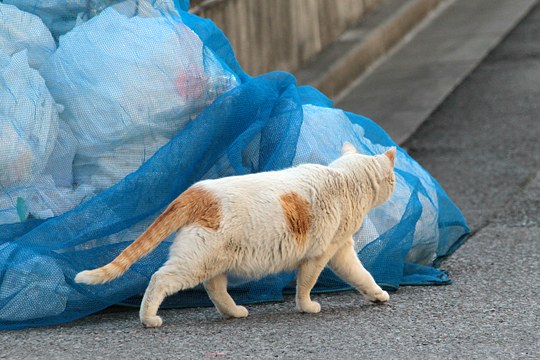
[297, 300, 321, 314]
[230, 305, 249, 318]
[220, 305, 249, 318]
[365, 290, 389, 304]
[141, 315, 163, 328]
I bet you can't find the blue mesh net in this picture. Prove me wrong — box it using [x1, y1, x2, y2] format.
[0, 0, 469, 329]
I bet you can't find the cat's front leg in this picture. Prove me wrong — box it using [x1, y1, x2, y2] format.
[295, 256, 333, 313]
[329, 243, 389, 304]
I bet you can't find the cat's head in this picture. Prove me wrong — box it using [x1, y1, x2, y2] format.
[341, 142, 396, 207]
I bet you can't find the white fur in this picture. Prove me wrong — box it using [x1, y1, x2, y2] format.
[137, 144, 395, 327]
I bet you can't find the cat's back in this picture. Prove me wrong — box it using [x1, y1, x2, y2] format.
[192, 164, 339, 226]
[200, 163, 337, 197]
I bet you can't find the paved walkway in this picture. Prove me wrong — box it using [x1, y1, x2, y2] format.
[336, 0, 537, 144]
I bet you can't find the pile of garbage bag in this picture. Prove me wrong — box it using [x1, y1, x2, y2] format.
[0, 0, 469, 329]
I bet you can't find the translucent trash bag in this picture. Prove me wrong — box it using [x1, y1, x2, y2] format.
[40, 6, 240, 191]
[0, 50, 59, 188]
[0, 49, 93, 225]
[0, 3, 56, 69]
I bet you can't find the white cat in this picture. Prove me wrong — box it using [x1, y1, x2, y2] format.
[75, 142, 396, 327]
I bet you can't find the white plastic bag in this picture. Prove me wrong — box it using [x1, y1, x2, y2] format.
[3, 0, 87, 40]
[0, 50, 60, 187]
[0, 3, 56, 69]
[0, 50, 92, 225]
[41, 8, 240, 191]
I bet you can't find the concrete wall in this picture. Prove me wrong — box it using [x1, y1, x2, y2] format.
[191, 0, 382, 75]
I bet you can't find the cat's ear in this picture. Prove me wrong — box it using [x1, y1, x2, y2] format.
[384, 147, 396, 166]
[341, 142, 358, 156]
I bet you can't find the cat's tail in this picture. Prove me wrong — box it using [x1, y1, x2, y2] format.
[75, 186, 214, 285]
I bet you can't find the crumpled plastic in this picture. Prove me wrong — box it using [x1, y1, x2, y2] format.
[0, 49, 94, 225]
[3, 0, 192, 40]
[0, 3, 56, 69]
[40, 7, 240, 191]
[0, 50, 59, 188]
[3, 0, 105, 40]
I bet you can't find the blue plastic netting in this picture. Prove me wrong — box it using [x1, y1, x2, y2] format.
[0, 0, 469, 329]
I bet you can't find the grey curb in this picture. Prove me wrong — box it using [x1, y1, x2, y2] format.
[295, 0, 442, 98]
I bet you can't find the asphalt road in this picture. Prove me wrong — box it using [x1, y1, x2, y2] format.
[2, 3, 540, 359]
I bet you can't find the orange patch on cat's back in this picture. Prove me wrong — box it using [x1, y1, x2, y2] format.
[279, 192, 311, 245]
[169, 185, 222, 230]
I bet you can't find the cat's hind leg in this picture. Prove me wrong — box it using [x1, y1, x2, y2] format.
[139, 257, 223, 328]
[204, 273, 248, 318]
[139, 266, 200, 328]
[328, 242, 389, 303]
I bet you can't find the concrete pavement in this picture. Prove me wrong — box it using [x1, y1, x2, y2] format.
[2, 2, 540, 359]
[336, 0, 538, 144]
